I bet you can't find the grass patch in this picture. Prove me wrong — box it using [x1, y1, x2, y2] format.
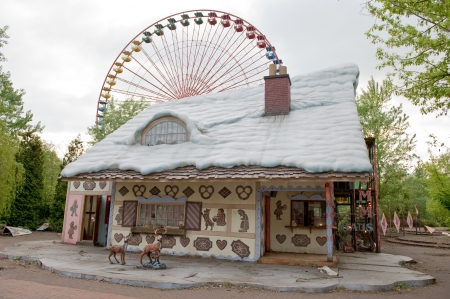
[395, 283, 409, 291]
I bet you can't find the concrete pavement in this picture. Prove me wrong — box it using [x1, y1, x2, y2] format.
[0, 240, 435, 293]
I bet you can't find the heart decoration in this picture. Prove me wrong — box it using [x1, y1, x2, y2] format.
[146, 235, 155, 244]
[316, 236, 327, 246]
[99, 181, 107, 189]
[73, 181, 80, 189]
[114, 233, 124, 243]
[276, 234, 286, 244]
[180, 237, 190, 247]
[216, 240, 227, 250]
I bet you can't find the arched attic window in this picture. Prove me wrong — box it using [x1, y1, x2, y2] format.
[142, 117, 189, 146]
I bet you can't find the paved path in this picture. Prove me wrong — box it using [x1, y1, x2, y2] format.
[0, 239, 434, 293]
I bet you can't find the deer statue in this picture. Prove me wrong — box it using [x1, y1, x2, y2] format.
[140, 227, 167, 264]
[108, 235, 129, 265]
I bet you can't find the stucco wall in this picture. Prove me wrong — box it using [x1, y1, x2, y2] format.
[110, 181, 258, 261]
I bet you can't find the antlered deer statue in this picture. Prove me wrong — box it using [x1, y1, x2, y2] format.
[108, 235, 129, 265]
[140, 227, 167, 264]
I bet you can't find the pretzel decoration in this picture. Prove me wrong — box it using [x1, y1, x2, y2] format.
[236, 185, 252, 200]
[165, 185, 179, 197]
[199, 185, 214, 199]
[132, 185, 146, 197]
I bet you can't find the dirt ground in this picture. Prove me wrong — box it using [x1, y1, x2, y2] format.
[1, 231, 449, 299]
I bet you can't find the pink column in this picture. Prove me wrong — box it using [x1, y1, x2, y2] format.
[325, 182, 334, 261]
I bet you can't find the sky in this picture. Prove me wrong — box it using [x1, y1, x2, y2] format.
[1, 0, 449, 159]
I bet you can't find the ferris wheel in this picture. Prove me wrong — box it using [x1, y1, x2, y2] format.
[96, 9, 283, 125]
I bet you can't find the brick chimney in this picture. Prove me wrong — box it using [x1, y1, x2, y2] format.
[264, 65, 291, 116]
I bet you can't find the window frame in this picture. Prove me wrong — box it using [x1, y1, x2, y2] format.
[141, 117, 189, 146]
[290, 200, 326, 227]
[136, 202, 186, 228]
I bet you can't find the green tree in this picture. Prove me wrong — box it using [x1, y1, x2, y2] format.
[41, 142, 61, 220]
[0, 70, 43, 137]
[87, 98, 149, 145]
[423, 152, 450, 212]
[0, 120, 24, 220]
[356, 77, 416, 213]
[0, 25, 9, 62]
[8, 133, 44, 229]
[365, 0, 450, 116]
[49, 134, 85, 231]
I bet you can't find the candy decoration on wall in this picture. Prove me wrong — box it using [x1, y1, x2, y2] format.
[115, 206, 123, 225]
[199, 185, 214, 199]
[292, 234, 310, 247]
[114, 233, 124, 243]
[150, 186, 161, 195]
[276, 234, 286, 244]
[231, 239, 250, 258]
[73, 181, 80, 189]
[70, 200, 78, 217]
[193, 237, 213, 251]
[161, 236, 176, 248]
[182, 186, 195, 197]
[128, 233, 142, 246]
[237, 209, 249, 232]
[83, 181, 96, 190]
[99, 181, 107, 189]
[236, 185, 252, 200]
[216, 239, 227, 250]
[165, 185, 179, 197]
[316, 236, 327, 246]
[212, 208, 226, 226]
[274, 200, 287, 220]
[146, 235, 155, 244]
[132, 185, 146, 197]
[201, 208, 214, 230]
[180, 237, 190, 247]
[219, 187, 231, 198]
[119, 186, 129, 196]
[68, 221, 78, 239]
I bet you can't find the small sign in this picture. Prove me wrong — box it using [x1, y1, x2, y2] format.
[335, 197, 349, 204]
[381, 213, 387, 236]
[407, 211, 413, 231]
[393, 211, 400, 233]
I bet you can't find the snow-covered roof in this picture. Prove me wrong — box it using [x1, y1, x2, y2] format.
[61, 63, 372, 178]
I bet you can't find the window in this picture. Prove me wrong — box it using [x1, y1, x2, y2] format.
[142, 118, 188, 146]
[138, 203, 185, 228]
[291, 201, 326, 227]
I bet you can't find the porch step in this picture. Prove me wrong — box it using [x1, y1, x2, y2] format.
[260, 252, 337, 267]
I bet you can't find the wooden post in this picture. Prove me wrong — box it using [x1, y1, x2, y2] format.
[325, 182, 334, 262]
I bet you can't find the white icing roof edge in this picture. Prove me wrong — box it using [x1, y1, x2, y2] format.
[61, 63, 372, 178]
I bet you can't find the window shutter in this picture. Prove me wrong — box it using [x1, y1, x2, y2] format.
[184, 202, 202, 231]
[122, 201, 137, 227]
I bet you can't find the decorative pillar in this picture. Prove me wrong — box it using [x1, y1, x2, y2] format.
[325, 182, 334, 262]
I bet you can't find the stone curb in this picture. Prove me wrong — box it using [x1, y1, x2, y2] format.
[0, 253, 435, 292]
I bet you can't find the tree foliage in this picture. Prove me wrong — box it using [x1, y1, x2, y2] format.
[0, 69, 43, 137]
[365, 0, 450, 116]
[0, 25, 8, 63]
[0, 120, 24, 220]
[8, 133, 44, 229]
[41, 142, 61, 220]
[423, 151, 450, 211]
[87, 98, 149, 145]
[356, 77, 416, 212]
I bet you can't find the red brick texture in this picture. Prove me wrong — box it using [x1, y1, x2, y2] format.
[264, 74, 291, 116]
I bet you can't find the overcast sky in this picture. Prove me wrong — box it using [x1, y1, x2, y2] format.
[1, 0, 448, 159]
